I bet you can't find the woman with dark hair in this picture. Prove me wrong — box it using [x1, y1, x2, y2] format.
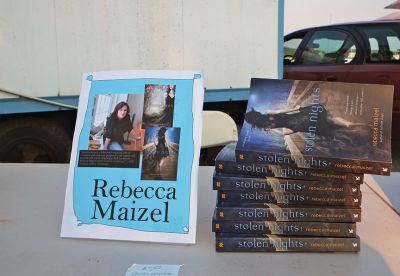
[155, 127, 169, 156]
[101, 101, 133, 150]
[153, 127, 169, 171]
[164, 85, 175, 125]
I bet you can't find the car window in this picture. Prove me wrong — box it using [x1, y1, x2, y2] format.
[387, 36, 400, 61]
[284, 37, 304, 64]
[368, 37, 380, 58]
[298, 30, 357, 65]
[361, 26, 400, 63]
[284, 37, 303, 56]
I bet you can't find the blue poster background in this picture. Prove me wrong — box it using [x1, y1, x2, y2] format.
[73, 76, 195, 234]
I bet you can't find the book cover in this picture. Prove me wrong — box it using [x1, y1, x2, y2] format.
[212, 219, 356, 237]
[236, 79, 393, 175]
[214, 205, 361, 222]
[215, 233, 360, 252]
[217, 190, 361, 207]
[61, 70, 204, 243]
[216, 143, 364, 184]
[213, 173, 361, 196]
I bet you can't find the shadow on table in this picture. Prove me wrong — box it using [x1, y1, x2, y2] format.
[185, 242, 396, 276]
[371, 173, 400, 215]
[351, 243, 396, 276]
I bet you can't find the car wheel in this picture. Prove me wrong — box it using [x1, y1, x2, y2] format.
[0, 118, 72, 163]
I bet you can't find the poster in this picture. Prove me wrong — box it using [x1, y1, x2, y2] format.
[61, 70, 204, 243]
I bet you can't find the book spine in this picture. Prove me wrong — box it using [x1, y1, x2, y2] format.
[217, 191, 361, 207]
[215, 160, 276, 177]
[236, 149, 390, 176]
[215, 235, 360, 252]
[213, 174, 361, 196]
[212, 220, 356, 237]
[214, 161, 364, 184]
[215, 206, 361, 222]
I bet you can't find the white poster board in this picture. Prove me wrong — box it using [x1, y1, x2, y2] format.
[61, 70, 204, 243]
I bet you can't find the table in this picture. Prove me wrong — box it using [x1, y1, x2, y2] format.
[1, 164, 399, 276]
[365, 174, 400, 215]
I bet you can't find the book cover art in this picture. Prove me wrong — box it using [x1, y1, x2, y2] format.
[216, 143, 364, 184]
[214, 205, 361, 222]
[61, 70, 204, 244]
[217, 190, 361, 207]
[236, 79, 393, 175]
[213, 173, 361, 196]
[215, 233, 360, 252]
[142, 84, 175, 128]
[212, 219, 356, 237]
[141, 127, 180, 181]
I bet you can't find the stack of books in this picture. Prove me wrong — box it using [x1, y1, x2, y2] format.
[212, 79, 394, 252]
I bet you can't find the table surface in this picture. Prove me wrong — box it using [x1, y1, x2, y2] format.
[366, 174, 400, 215]
[1, 164, 399, 276]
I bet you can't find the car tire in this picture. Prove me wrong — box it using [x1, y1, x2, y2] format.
[0, 117, 72, 163]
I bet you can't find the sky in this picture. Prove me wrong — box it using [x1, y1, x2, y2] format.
[284, 0, 398, 34]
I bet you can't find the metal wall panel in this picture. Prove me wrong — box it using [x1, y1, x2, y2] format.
[0, 0, 280, 97]
[55, 0, 184, 95]
[0, 0, 59, 98]
[183, 0, 279, 89]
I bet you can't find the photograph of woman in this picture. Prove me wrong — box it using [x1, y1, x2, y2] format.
[101, 101, 133, 150]
[89, 93, 145, 152]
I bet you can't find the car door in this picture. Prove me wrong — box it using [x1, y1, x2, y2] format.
[284, 28, 362, 82]
[349, 24, 400, 138]
[348, 24, 400, 86]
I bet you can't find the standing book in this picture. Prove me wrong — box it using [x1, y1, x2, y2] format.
[236, 79, 393, 175]
[61, 70, 204, 243]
